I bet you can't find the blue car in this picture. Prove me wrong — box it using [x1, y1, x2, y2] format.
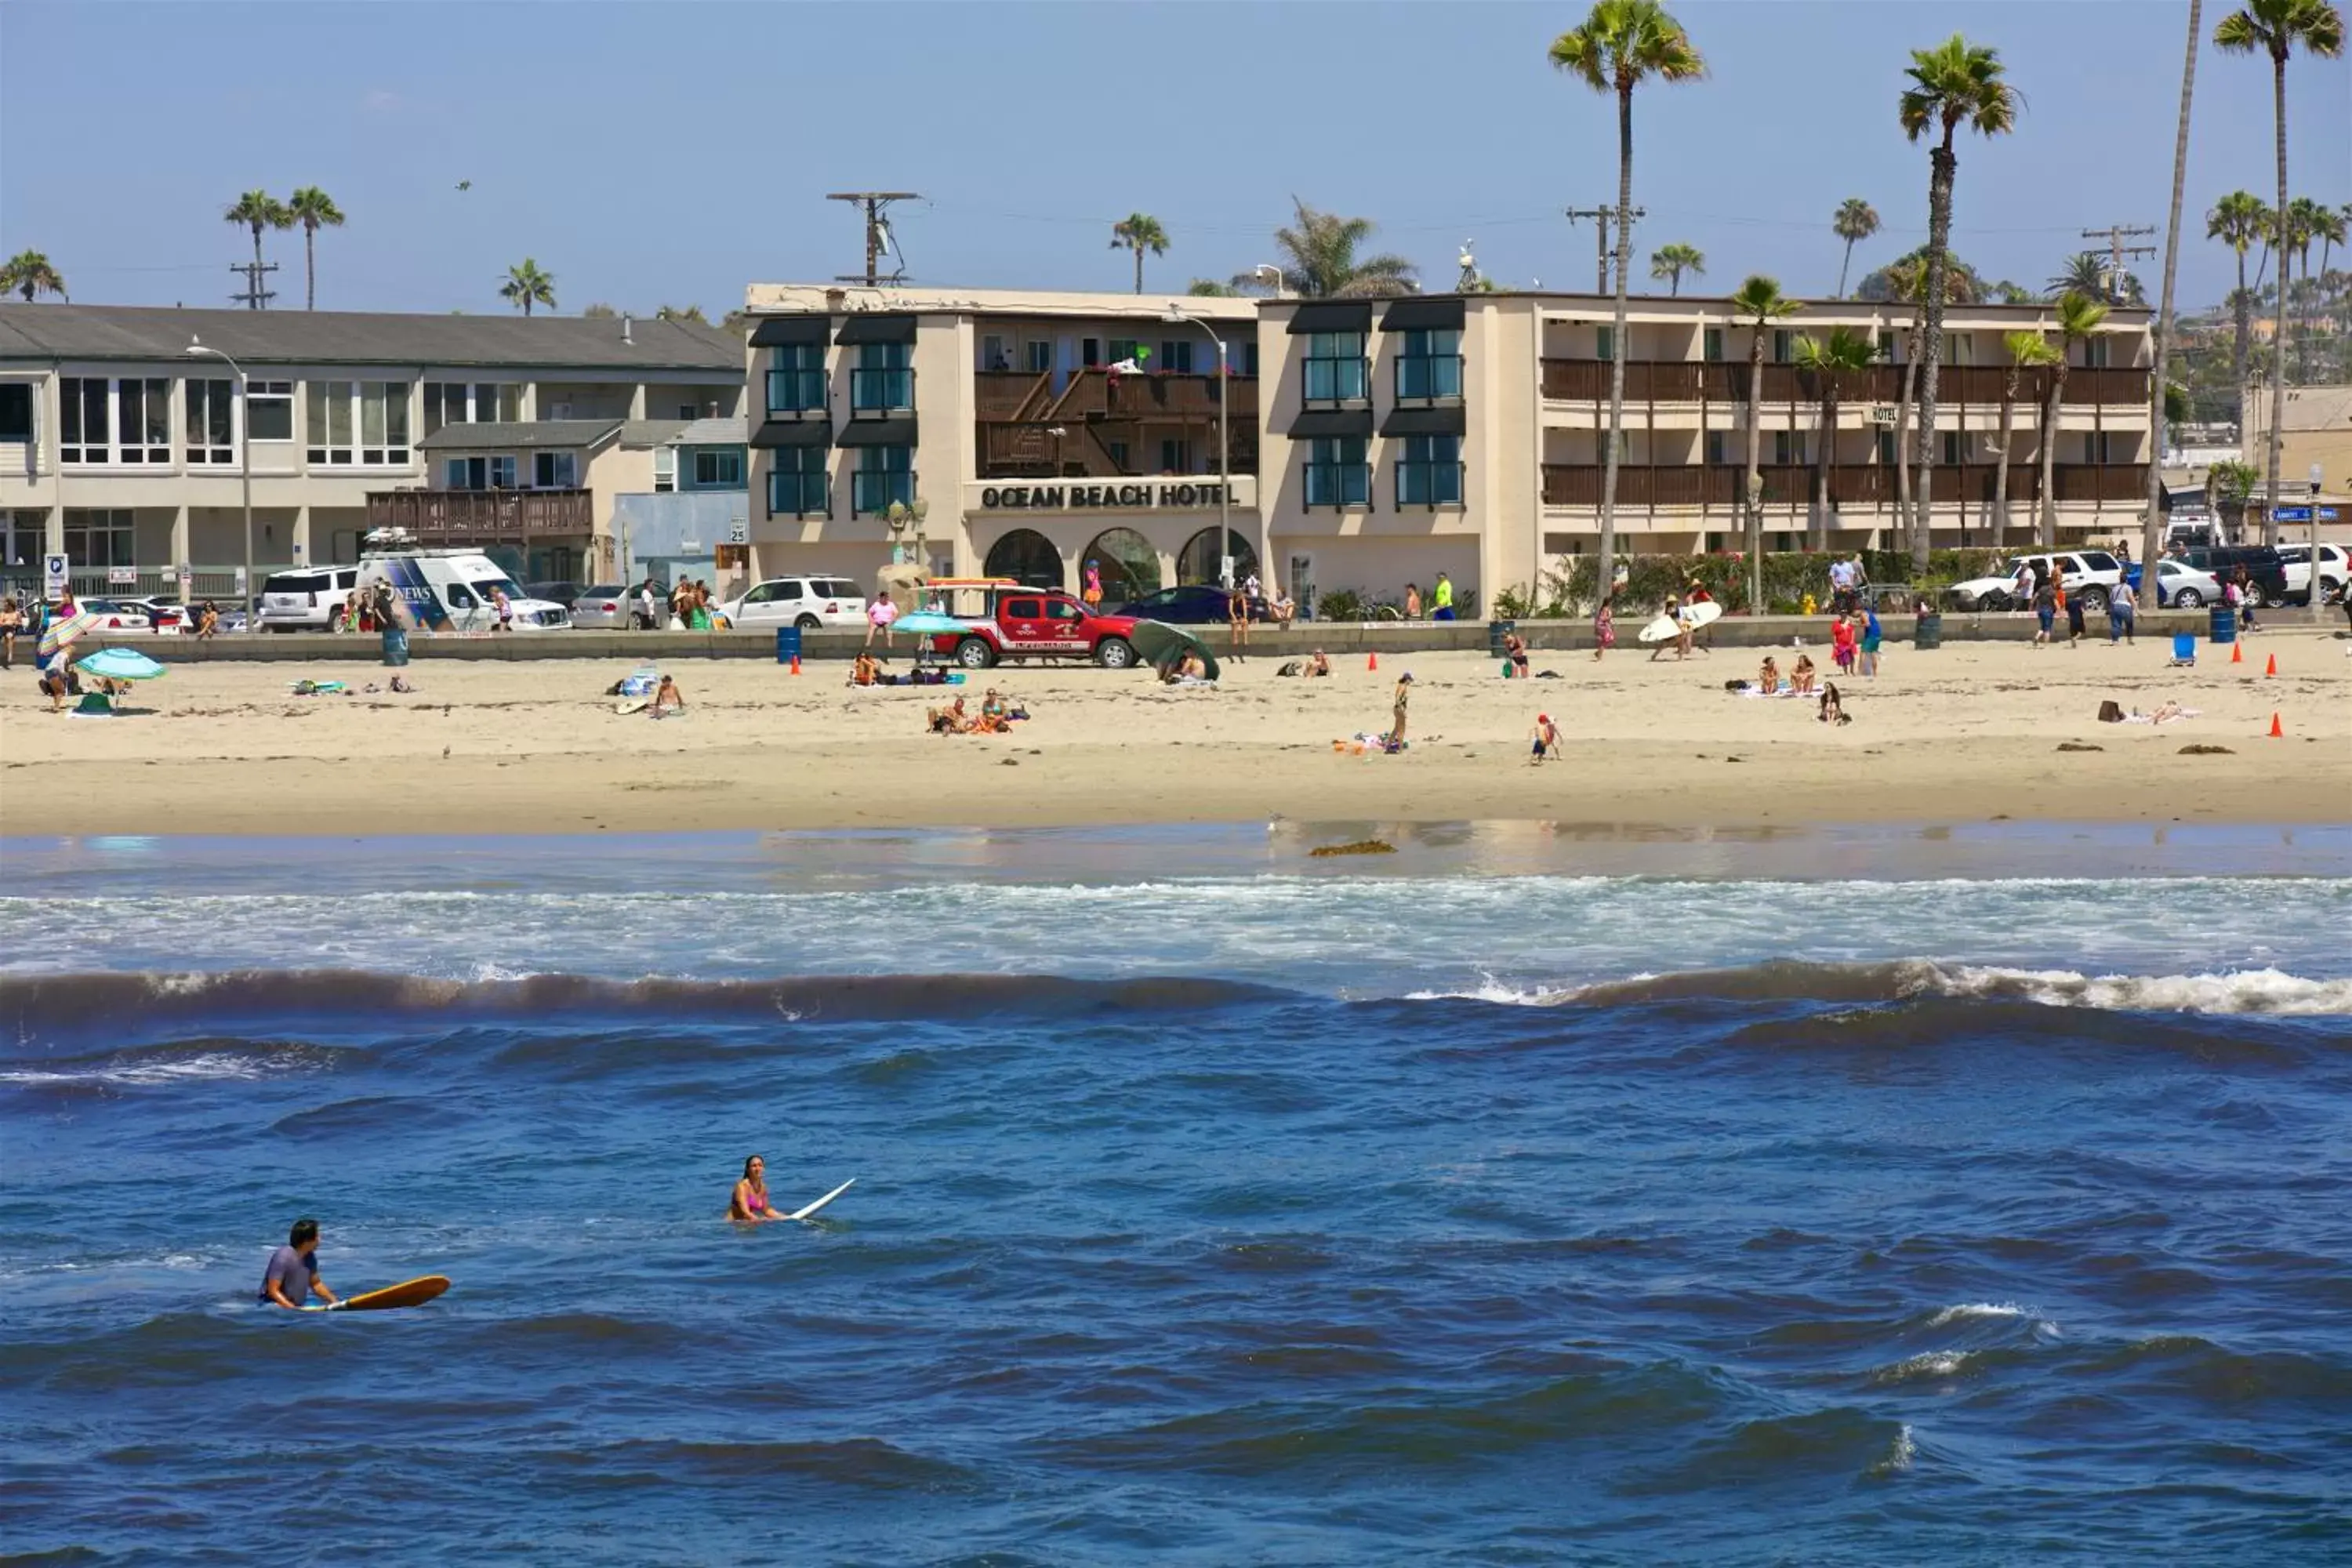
[1113, 585, 1275, 623]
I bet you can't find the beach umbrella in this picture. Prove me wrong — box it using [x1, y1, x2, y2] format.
[1129, 619, 1220, 681]
[36, 609, 97, 660]
[74, 647, 168, 681]
[891, 612, 974, 637]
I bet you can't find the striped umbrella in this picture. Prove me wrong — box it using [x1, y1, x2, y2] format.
[36, 609, 98, 660]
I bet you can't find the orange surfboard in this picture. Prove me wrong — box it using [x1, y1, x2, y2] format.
[309, 1274, 451, 1312]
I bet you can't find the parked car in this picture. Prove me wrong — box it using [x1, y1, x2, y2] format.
[524, 580, 583, 610]
[935, 590, 1141, 669]
[566, 584, 637, 630]
[2275, 543, 2347, 604]
[71, 597, 178, 636]
[1945, 550, 2128, 612]
[259, 565, 363, 631]
[1112, 584, 1276, 623]
[111, 597, 194, 633]
[720, 576, 867, 631]
[2149, 558, 2224, 608]
[2172, 545, 2288, 608]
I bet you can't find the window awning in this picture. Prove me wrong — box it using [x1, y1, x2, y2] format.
[837, 415, 920, 447]
[750, 419, 833, 448]
[1287, 408, 1374, 439]
[835, 314, 918, 345]
[1380, 405, 1466, 437]
[1381, 297, 1465, 332]
[1285, 302, 1374, 336]
[750, 316, 829, 348]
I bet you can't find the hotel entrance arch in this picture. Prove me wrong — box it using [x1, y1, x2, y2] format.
[982, 528, 1064, 590]
[1082, 527, 1161, 604]
[1178, 527, 1258, 589]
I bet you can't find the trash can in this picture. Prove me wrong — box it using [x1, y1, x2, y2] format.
[379, 626, 410, 666]
[1913, 611, 1943, 651]
[2208, 606, 2237, 644]
[1486, 619, 1515, 659]
[774, 626, 803, 664]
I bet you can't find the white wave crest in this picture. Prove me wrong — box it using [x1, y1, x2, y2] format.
[1926, 1302, 2027, 1327]
[0, 1052, 293, 1087]
[1871, 1351, 1973, 1386]
[1935, 965, 2352, 1016]
[1872, 1424, 1917, 1476]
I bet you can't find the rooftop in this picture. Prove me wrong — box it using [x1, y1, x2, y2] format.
[743, 282, 1261, 324]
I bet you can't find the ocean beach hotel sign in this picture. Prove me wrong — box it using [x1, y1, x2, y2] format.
[977, 480, 1239, 511]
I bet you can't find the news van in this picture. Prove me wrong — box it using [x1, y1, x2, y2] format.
[358, 530, 571, 631]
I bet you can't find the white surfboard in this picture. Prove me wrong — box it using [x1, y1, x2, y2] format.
[1637, 599, 1724, 643]
[789, 1178, 855, 1221]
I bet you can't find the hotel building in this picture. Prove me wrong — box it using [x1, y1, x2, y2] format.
[742, 282, 2153, 613]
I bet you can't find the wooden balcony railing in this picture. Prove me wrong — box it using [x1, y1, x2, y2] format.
[978, 421, 1259, 481]
[1537, 463, 2147, 509]
[973, 368, 1260, 426]
[1538, 360, 2147, 408]
[365, 488, 593, 539]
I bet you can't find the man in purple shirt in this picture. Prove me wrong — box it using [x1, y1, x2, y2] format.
[259, 1218, 339, 1310]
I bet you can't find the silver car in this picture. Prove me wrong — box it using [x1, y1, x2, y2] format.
[566, 584, 639, 630]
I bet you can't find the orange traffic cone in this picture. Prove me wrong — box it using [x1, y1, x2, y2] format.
[789, 655, 802, 676]
[2231, 641, 2244, 664]
[2269, 712, 2284, 739]
[1367, 651, 1378, 672]
[2264, 653, 2277, 677]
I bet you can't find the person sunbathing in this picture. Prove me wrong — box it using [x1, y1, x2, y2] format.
[851, 652, 880, 687]
[1306, 649, 1330, 677]
[648, 674, 686, 717]
[1788, 654, 1817, 695]
[1757, 655, 1780, 692]
[1818, 682, 1849, 725]
[927, 695, 972, 735]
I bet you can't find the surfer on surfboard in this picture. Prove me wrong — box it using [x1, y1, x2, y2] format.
[260, 1218, 339, 1310]
[729, 1155, 786, 1222]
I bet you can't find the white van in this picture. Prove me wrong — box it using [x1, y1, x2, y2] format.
[259, 564, 363, 631]
[358, 541, 571, 631]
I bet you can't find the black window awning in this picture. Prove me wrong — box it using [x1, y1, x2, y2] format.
[750, 419, 833, 448]
[1381, 405, 1466, 437]
[835, 314, 918, 345]
[749, 316, 829, 348]
[1381, 297, 1465, 332]
[1287, 408, 1374, 439]
[1286, 302, 1374, 336]
[837, 415, 920, 447]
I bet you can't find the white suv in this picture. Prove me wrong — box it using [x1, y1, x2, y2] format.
[720, 576, 867, 631]
[1947, 550, 2128, 612]
[259, 565, 362, 631]
[2277, 543, 2347, 604]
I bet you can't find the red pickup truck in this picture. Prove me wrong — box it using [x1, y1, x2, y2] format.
[934, 590, 1141, 669]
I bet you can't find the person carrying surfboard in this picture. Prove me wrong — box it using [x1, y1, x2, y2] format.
[259, 1218, 339, 1310]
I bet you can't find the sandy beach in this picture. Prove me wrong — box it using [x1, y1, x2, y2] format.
[3, 632, 2344, 837]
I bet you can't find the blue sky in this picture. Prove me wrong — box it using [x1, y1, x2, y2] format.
[2, 2, 2344, 315]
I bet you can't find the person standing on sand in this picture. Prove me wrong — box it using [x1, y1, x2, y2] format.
[1227, 586, 1249, 659]
[1388, 672, 1414, 746]
[2107, 576, 2136, 645]
[0, 597, 20, 669]
[260, 1218, 338, 1309]
[2063, 580, 2085, 648]
[1592, 594, 1616, 661]
[2031, 577, 2056, 646]
[1529, 712, 1562, 762]
[1859, 602, 1882, 677]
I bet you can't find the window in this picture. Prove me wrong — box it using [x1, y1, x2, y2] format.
[769, 448, 829, 517]
[1395, 434, 1462, 506]
[307, 381, 410, 465]
[1704, 430, 1728, 465]
[1704, 328, 1725, 362]
[1026, 340, 1053, 373]
[767, 343, 826, 416]
[1160, 437, 1192, 474]
[1106, 440, 1130, 470]
[1081, 338, 1102, 368]
[691, 448, 743, 488]
[1941, 430, 1970, 464]
[851, 343, 911, 413]
[1303, 435, 1369, 507]
[59, 377, 169, 464]
[1241, 342, 1259, 377]
[1159, 339, 1195, 374]
[1108, 338, 1139, 365]
[1395, 328, 1461, 401]
[1878, 331, 1898, 361]
[654, 447, 677, 492]
[422, 383, 518, 434]
[247, 380, 293, 442]
[1947, 333, 1974, 366]
[2085, 431, 2117, 463]
[2082, 337, 2111, 368]
[1875, 429, 1896, 464]
[533, 451, 578, 489]
[0, 383, 32, 441]
[445, 456, 517, 490]
[1595, 325, 1614, 362]
[64, 508, 134, 568]
[1771, 328, 1795, 364]
[1774, 430, 1805, 465]
[678, 405, 697, 420]
[185, 379, 237, 464]
[851, 445, 913, 515]
[982, 334, 1010, 371]
[1302, 332, 1367, 402]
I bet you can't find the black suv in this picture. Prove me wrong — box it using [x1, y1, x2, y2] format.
[2176, 546, 2288, 608]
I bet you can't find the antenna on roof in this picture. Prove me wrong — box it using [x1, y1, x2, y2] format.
[828, 193, 920, 285]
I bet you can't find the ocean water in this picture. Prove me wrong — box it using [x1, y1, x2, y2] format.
[4, 825, 2350, 1564]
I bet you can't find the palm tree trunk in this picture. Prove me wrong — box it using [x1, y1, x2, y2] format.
[249, 221, 265, 311]
[1133, 245, 1143, 296]
[1911, 131, 1959, 577]
[1598, 79, 1635, 595]
[1994, 374, 2016, 546]
[2144, 0, 2198, 587]
[305, 223, 317, 310]
[1893, 329, 1918, 551]
[2264, 51, 2288, 546]
[2232, 251, 2251, 412]
[1814, 387, 1836, 550]
[1744, 335, 1765, 612]
[2039, 369, 2066, 547]
[1837, 238, 1855, 300]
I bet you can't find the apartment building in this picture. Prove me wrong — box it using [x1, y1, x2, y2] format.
[0, 303, 743, 594]
[1257, 292, 2154, 614]
[611, 415, 753, 590]
[739, 284, 1260, 601]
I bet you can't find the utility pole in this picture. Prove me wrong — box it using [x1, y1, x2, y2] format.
[1566, 204, 1643, 292]
[2081, 223, 2156, 303]
[228, 259, 278, 310]
[827, 192, 920, 285]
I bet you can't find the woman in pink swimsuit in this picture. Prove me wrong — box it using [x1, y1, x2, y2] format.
[729, 1154, 783, 1223]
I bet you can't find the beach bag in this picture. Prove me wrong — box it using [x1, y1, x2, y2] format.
[2097, 699, 2125, 723]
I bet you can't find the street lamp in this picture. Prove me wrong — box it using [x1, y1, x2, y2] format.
[184, 339, 253, 630]
[1162, 305, 1233, 591]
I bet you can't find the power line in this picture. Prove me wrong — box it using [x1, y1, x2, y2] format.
[2082, 223, 2158, 303]
[827, 193, 920, 285]
[1565, 205, 1644, 292]
[228, 259, 278, 310]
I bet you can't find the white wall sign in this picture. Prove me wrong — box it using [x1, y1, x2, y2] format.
[44, 554, 69, 595]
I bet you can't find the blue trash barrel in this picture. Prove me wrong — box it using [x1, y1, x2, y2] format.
[775, 626, 803, 663]
[379, 626, 409, 666]
[2208, 607, 2236, 644]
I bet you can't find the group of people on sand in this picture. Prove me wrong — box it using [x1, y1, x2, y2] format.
[662, 579, 722, 631]
[927, 688, 1026, 735]
[1745, 654, 1849, 724]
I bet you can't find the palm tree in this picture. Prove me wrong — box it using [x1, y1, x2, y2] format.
[285, 186, 344, 310]
[1832, 198, 1881, 298]
[2049, 250, 2145, 304]
[1727, 275, 1798, 610]
[2312, 200, 2348, 288]
[0, 249, 67, 303]
[223, 190, 292, 310]
[1649, 242, 1705, 295]
[2143, 0, 2202, 580]
[1899, 32, 2019, 575]
[2208, 191, 2273, 405]
[499, 259, 557, 316]
[1185, 278, 1241, 297]
[2215, 0, 2346, 545]
[1269, 199, 1417, 298]
[2285, 194, 2332, 378]
[1995, 328, 2060, 545]
[1881, 254, 1970, 548]
[1110, 213, 1170, 296]
[1791, 328, 1877, 550]
[2037, 290, 2110, 547]
[1550, 0, 1706, 594]
[656, 304, 710, 324]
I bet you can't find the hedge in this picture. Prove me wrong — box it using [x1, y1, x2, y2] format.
[1486, 548, 2013, 619]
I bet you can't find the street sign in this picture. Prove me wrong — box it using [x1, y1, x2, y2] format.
[726, 517, 749, 546]
[43, 554, 68, 596]
[108, 565, 137, 586]
[2273, 506, 2311, 522]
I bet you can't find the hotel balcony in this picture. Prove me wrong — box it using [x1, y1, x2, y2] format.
[1537, 361, 2151, 408]
[1537, 463, 2150, 510]
[365, 487, 595, 540]
[973, 366, 1259, 479]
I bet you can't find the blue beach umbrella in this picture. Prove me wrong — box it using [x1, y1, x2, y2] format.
[891, 612, 973, 637]
[74, 647, 168, 681]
